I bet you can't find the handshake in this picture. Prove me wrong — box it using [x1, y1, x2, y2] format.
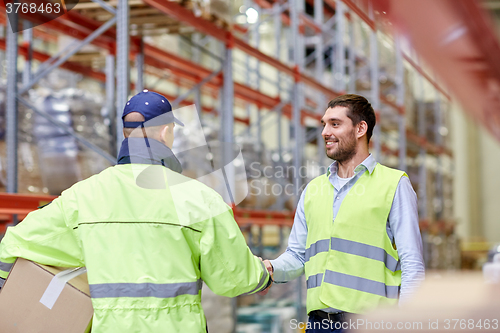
[257, 258, 274, 296]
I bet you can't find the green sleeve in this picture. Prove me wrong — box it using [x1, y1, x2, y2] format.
[0, 194, 84, 279]
[199, 200, 269, 297]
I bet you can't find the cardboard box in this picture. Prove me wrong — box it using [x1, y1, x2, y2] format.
[0, 258, 93, 333]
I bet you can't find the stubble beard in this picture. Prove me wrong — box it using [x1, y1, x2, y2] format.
[325, 129, 357, 163]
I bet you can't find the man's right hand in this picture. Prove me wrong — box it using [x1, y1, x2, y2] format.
[263, 259, 273, 275]
[257, 257, 274, 296]
[257, 258, 274, 296]
[257, 257, 274, 276]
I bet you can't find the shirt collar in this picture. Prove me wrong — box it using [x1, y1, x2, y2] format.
[326, 154, 377, 177]
[117, 137, 182, 173]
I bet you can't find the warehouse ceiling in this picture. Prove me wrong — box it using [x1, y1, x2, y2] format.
[372, 0, 500, 143]
[483, 0, 500, 37]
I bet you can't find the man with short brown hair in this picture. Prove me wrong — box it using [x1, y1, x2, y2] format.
[264, 94, 424, 333]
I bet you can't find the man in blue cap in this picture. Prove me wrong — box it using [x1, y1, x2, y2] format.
[118, 89, 184, 170]
[0, 90, 272, 332]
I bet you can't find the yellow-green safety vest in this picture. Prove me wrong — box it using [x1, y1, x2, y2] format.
[0, 164, 269, 333]
[304, 163, 405, 314]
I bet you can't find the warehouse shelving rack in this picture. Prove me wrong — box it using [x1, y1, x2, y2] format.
[0, 0, 459, 324]
[0, 3, 459, 203]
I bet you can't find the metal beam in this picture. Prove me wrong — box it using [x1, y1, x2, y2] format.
[32, 37, 82, 78]
[252, 1, 262, 148]
[434, 91, 443, 220]
[171, 69, 222, 108]
[297, 0, 305, 71]
[191, 33, 201, 63]
[342, 0, 375, 30]
[19, 16, 117, 95]
[194, 87, 202, 119]
[222, 44, 234, 144]
[135, 37, 144, 93]
[221, 40, 235, 206]
[242, 100, 287, 137]
[91, 0, 117, 15]
[116, 0, 129, 155]
[402, 54, 450, 101]
[314, 0, 324, 83]
[291, 0, 302, 195]
[291, 0, 304, 322]
[395, 34, 406, 171]
[244, 0, 252, 139]
[253, 1, 262, 90]
[274, 1, 283, 162]
[180, 34, 223, 63]
[6, 12, 18, 194]
[315, 0, 326, 167]
[324, 14, 336, 31]
[369, 5, 381, 161]
[106, 54, 116, 155]
[22, 20, 32, 86]
[334, 1, 345, 91]
[348, 13, 356, 94]
[417, 74, 427, 220]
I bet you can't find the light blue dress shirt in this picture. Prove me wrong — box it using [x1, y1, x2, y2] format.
[270, 154, 425, 310]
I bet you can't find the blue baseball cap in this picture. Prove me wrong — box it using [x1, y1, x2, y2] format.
[122, 90, 184, 128]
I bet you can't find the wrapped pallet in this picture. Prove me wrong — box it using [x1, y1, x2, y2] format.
[24, 87, 111, 195]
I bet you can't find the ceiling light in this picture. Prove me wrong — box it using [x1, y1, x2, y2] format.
[246, 7, 259, 24]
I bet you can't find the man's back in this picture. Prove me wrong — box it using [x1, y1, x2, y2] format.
[0, 164, 270, 332]
[70, 164, 209, 331]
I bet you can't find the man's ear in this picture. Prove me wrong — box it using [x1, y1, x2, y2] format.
[357, 121, 368, 139]
[160, 124, 169, 144]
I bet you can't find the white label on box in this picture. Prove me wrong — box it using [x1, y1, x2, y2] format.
[39, 267, 87, 309]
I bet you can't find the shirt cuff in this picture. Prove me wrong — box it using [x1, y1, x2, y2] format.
[269, 259, 287, 283]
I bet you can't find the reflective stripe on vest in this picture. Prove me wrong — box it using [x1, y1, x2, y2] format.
[306, 273, 323, 289]
[324, 270, 400, 299]
[331, 238, 401, 273]
[305, 238, 400, 273]
[307, 271, 399, 300]
[305, 239, 329, 262]
[0, 260, 13, 272]
[89, 279, 202, 299]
